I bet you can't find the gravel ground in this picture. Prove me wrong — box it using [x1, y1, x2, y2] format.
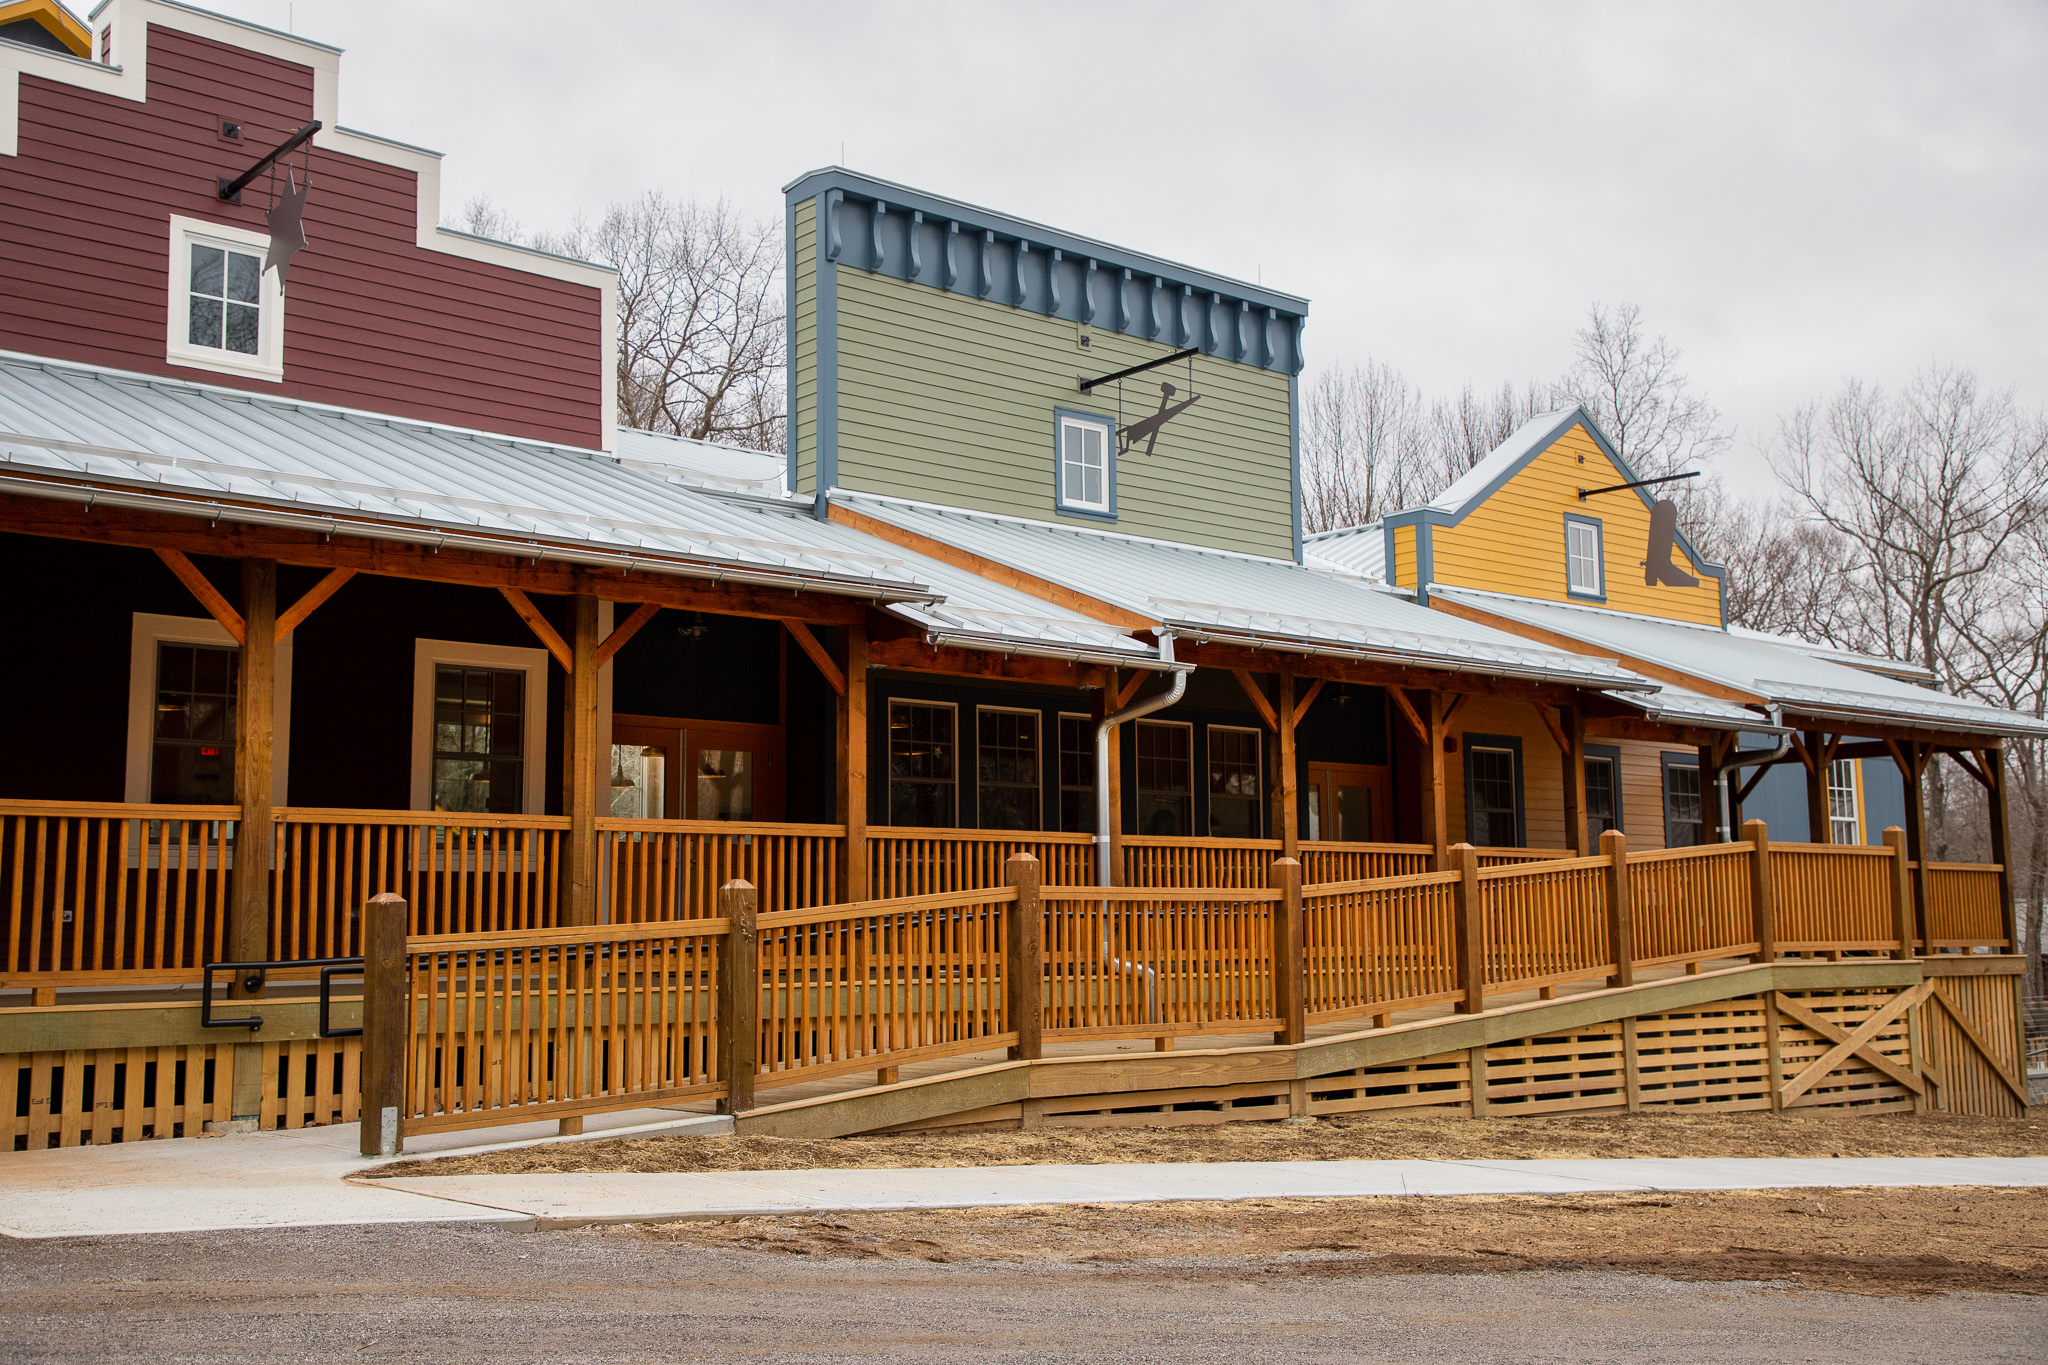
[381, 1109, 2047, 1178]
[2, 1209, 2043, 1364]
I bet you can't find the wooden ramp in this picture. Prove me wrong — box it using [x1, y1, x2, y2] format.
[737, 958, 2028, 1138]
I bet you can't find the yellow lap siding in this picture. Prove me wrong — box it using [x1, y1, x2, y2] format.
[1430, 423, 1722, 625]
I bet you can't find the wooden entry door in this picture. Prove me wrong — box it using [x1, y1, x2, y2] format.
[1305, 762, 1393, 842]
[611, 714, 784, 821]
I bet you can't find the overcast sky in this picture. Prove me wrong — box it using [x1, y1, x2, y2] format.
[217, 1, 2046, 492]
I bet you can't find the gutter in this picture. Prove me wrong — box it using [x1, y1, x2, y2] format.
[914, 627, 1193, 673]
[0, 474, 943, 606]
[1165, 624, 1654, 693]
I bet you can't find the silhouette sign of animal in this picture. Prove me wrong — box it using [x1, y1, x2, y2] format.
[1642, 498, 1699, 588]
[1118, 381, 1202, 457]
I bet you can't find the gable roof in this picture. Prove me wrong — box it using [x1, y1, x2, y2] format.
[1380, 405, 1724, 587]
[832, 490, 1657, 691]
[1301, 521, 1386, 581]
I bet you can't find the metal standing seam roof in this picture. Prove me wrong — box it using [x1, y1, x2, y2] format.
[1302, 521, 1386, 581]
[612, 427, 788, 497]
[0, 350, 936, 601]
[0, 351, 1167, 668]
[831, 491, 1658, 691]
[1432, 585, 2048, 740]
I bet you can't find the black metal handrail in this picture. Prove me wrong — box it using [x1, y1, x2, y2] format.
[200, 955, 365, 1035]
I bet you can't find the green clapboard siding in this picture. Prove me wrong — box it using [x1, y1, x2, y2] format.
[792, 197, 818, 497]
[833, 269, 1293, 557]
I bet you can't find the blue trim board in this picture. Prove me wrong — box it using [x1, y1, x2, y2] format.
[1462, 732, 1526, 848]
[783, 168, 1308, 377]
[783, 194, 798, 498]
[1415, 521, 1436, 605]
[1050, 405, 1119, 522]
[1289, 371, 1302, 562]
[1563, 511, 1608, 603]
[814, 191, 841, 519]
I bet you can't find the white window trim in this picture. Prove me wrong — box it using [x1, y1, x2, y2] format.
[165, 214, 285, 383]
[1057, 412, 1113, 514]
[410, 639, 550, 815]
[125, 612, 292, 805]
[1566, 520, 1603, 597]
[1827, 757, 1861, 844]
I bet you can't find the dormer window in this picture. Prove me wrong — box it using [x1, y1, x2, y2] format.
[1054, 409, 1114, 518]
[1564, 514, 1604, 600]
[166, 216, 284, 382]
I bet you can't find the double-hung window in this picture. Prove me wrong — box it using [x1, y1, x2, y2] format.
[1058, 713, 1095, 832]
[1827, 758, 1861, 845]
[1206, 726, 1262, 838]
[431, 665, 526, 815]
[1055, 410, 1113, 517]
[1585, 747, 1621, 841]
[1564, 516, 1604, 599]
[1134, 720, 1192, 836]
[151, 642, 239, 805]
[1465, 739, 1522, 847]
[888, 700, 957, 827]
[1662, 756, 1704, 848]
[166, 216, 284, 381]
[976, 707, 1041, 831]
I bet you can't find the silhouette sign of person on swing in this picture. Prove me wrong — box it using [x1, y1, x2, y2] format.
[1118, 381, 1201, 458]
[1642, 499, 1698, 588]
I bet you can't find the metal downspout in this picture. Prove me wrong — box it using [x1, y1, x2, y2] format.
[1716, 705, 1791, 841]
[1092, 630, 1187, 1024]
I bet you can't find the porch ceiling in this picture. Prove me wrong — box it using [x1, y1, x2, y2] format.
[1433, 585, 2048, 741]
[829, 491, 1655, 691]
[0, 351, 936, 603]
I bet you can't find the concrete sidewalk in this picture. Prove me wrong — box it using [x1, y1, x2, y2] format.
[375, 1157, 2048, 1230]
[5, 1110, 2045, 1238]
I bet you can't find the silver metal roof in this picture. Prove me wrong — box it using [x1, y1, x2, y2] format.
[613, 427, 788, 497]
[0, 351, 1164, 668]
[833, 492, 1655, 691]
[1434, 586, 2048, 739]
[0, 350, 931, 601]
[1302, 521, 1386, 580]
[1613, 684, 1784, 733]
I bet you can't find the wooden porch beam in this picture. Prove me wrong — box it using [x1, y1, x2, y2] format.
[273, 567, 355, 642]
[1291, 678, 1326, 728]
[866, 638, 1109, 690]
[1116, 671, 1146, 709]
[1232, 668, 1279, 731]
[499, 588, 574, 672]
[1389, 686, 1429, 743]
[1945, 748, 1991, 791]
[9, 493, 872, 625]
[594, 601, 662, 670]
[1532, 702, 1570, 756]
[782, 619, 847, 696]
[154, 548, 243, 644]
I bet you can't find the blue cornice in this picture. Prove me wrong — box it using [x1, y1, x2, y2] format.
[783, 167, 1309, 375]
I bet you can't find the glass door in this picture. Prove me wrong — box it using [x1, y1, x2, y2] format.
[1305, 762, 1392, 842]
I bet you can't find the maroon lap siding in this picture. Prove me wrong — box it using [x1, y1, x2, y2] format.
[0, 24, 604, 447]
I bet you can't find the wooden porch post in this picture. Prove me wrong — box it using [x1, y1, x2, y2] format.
[562, 595, 601, 926]
[1803, 731, 1832, 844]
[1100, 681, 1124, 886]
[1277, 670, 1299, 858]
[1452, 842, 1483, 1014]
[1696, 737, 1724, 843]
[1893, 741, 1933, 954]
[1985, 746, 2017, 954]
[230, 558, 276, 985]
[1426, 692, 1450, 870]
[358, 892, 408, 1156]
[1601, 828, 1633, 987]
[1560, 704, 1587, 857]
[837, 624, 869, 903]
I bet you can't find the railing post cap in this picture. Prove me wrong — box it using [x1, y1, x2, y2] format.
[1271, 855, 1301, 868]
[368, 891, 407, 905]
[1004, 850, 1041, 864]
[719, 877, 757, 891]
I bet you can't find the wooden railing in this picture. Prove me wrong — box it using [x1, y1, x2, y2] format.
[1474, 846, 1574, 868]
[1771, 843, 1896, 952]
[1480, 854, 1615, 992]
[1299, 841, 1434, 884]
[1303, 870, 1462, 1020]
[868, 827, 1092, 896]
[755, 888, 1015, 1087]
[273, 809, 569, 956]
[398, 916, 727, 1136]
[600, 819, 844, 921]
[1627, 843, 1758, 968]
[1922, 862, 2008, 949]
[1119, 835, 1279, 889]
[0, 799, 236, 985]
[1041, 885, 1280, 1041]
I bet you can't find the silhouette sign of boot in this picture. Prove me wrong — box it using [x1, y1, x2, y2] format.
[1643, 499, 1699, 588]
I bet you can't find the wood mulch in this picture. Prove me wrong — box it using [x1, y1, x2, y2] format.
[379, 1110, 2046, 1179]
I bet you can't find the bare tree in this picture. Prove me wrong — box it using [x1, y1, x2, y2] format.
[538, 194, 785, 451]
[1556, 302, 1731, 481]
[447, 194, 524, 243]
[1689, 486, 1860, 644]
[1300, 361, 1426, 532]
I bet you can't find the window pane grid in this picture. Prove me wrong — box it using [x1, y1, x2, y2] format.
[1060, 416, 1110, 511]
[1135, 721, 1192, 836]
[151, 642, 238, 805]
[1827, 758, 1860, 844]
[888, 701, 957, 827]
[1058, 713, 1095, 833]
[431, 664, 524, 814]
[1566, 520, 1602, 595]
[1468, 747, 1518, 847]
[1665, 763, 1704, 848]
[977, 708, 1041, 831]
[1207, 726, 1261, 839]
[189, 242, 262, 355]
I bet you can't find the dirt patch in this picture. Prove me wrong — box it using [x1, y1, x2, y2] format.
[381, 1110, 2046, 1179]
[602, 1186, 2048, 1298]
